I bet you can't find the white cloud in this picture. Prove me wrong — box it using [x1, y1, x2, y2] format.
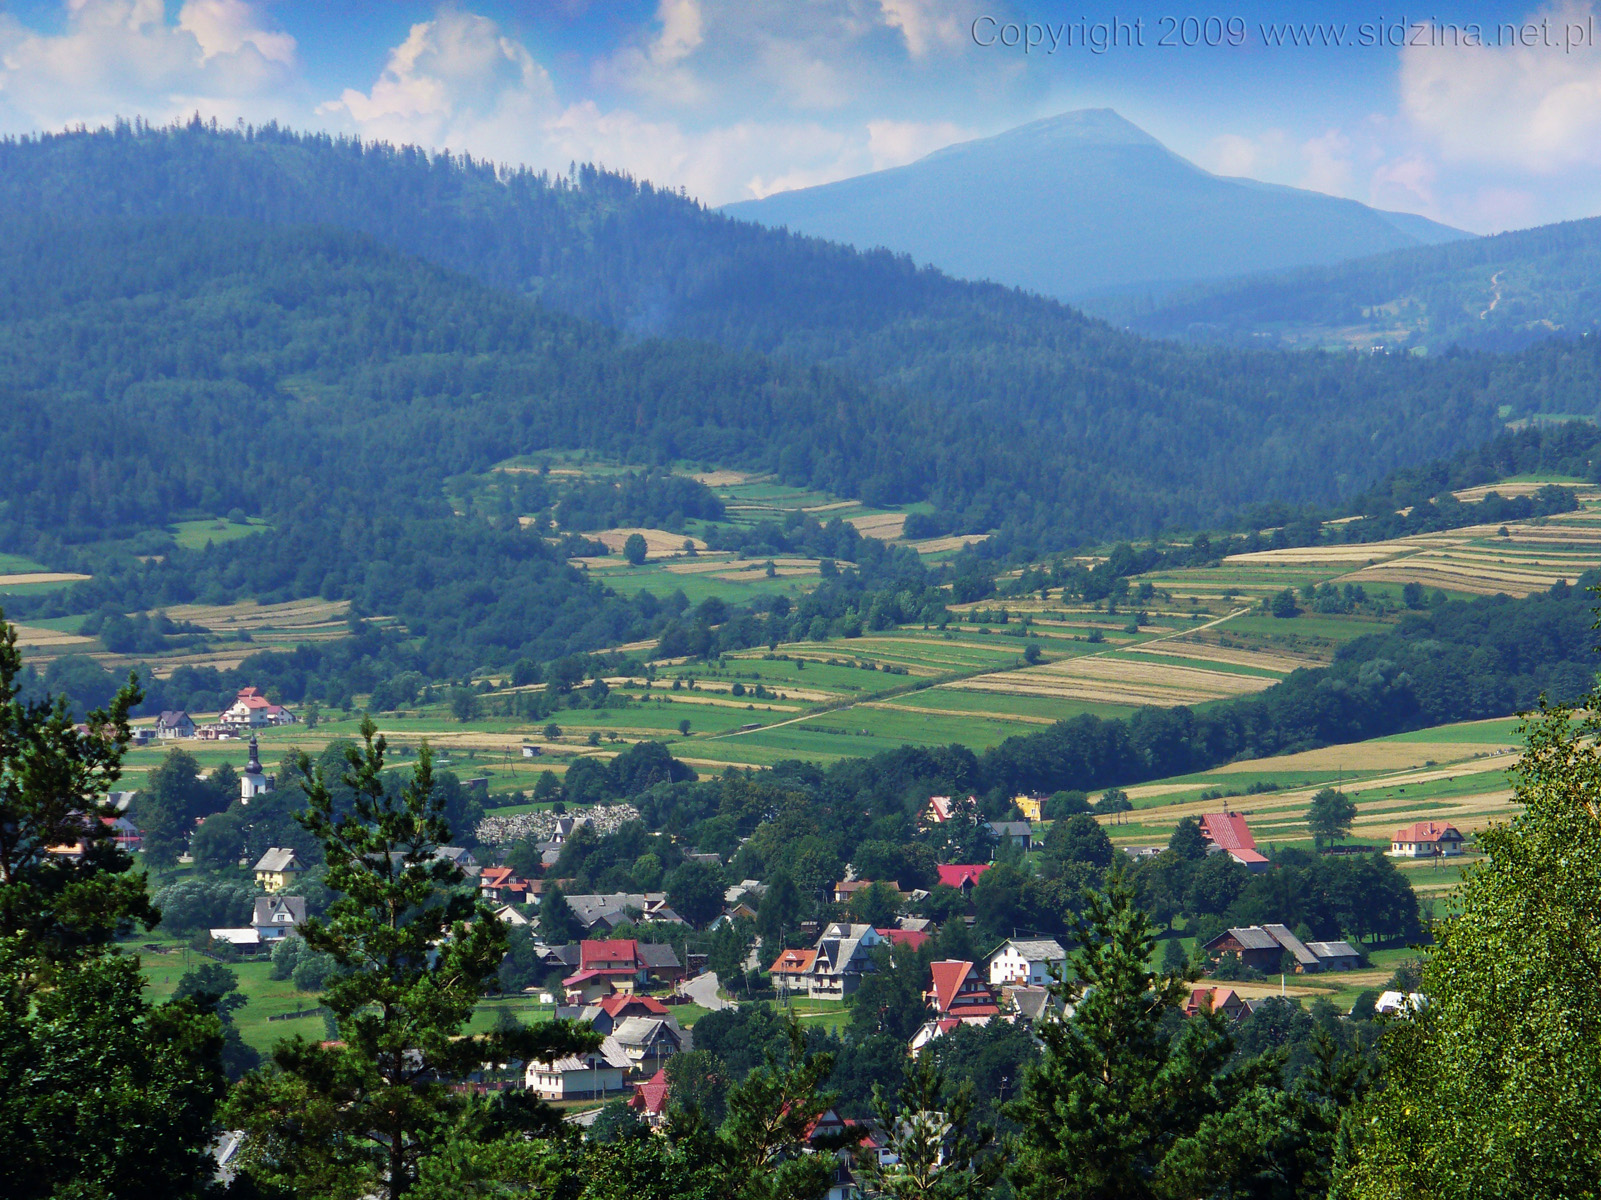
[1299, 129, 1354, 196]
[0, 0, 297, 130]
[877, 0, 980, 58]
[1400, 0, 1601, 171]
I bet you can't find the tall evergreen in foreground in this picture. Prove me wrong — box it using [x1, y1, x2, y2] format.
[1336, 696, 1601, 1198]
[225, 720, 597, 1199]
[0, 611, 228, 1199]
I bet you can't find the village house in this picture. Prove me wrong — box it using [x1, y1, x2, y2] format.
[556, 938, 685, 1001]
[1199, 812, 1270, 872]
[804, 922, 883, 999]
[221, 686, 296, 729]
[921, 795, 957, 824]
[769, 947, 819, 997]
[252, 847, 304, 893]
[609, 1015, 684, 1076]
[911, 959, 1000, 1055]
[1389, 821, 1466, 858]
[986, 937, 1067, 988]
[831, 879, 879, 906]
[627, 1068, 671, 1128]
[252, 895, 306, 941]
[1185, 985, 1249, 1020]
[875, 927, 931, 953]
[156, 710, 196, 740]
[985, 820, 1034, 851]
[524, 1037, 631, 1100]
[935, 863, 989, 901]
[1012, 795, 1043, 822]
[569, 993, 677, 1036]
[478, 865, 531, 905]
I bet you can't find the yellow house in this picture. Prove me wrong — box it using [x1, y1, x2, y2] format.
[252, 847, 303, 892]
[1014, 795, 1042, 822]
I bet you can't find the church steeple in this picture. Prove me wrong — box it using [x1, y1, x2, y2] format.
[241, 734, 267, 804]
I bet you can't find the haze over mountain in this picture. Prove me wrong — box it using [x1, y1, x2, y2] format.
[722, 109, 1468, 301]
[1090, 214, 1601, 354]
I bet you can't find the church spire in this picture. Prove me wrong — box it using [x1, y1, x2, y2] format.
[247, 733, 262, 775]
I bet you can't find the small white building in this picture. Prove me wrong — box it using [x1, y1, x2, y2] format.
[987, 937, 1067, 988]
[524, 1036, 631, 1100]
[1389, 821, 1466, 858]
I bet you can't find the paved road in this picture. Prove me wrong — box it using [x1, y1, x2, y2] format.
[681, 970, 736, 1011]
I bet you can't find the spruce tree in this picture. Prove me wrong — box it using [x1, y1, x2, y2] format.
[856, 1052, 1000, 1200]
[225, 719, 596, 1199]
[1005, 871, 1264, 1200]
[0, 611, 228, 1199]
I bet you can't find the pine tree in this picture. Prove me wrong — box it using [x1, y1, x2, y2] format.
[856, 1052, 1001, 1200]
[0, 611, 228, 1199]
[539, 883, 585, 944]
[716, 1013, 855, 1200]
[1005, 871, 1265, 1200]
[225, 719, 597, 1199]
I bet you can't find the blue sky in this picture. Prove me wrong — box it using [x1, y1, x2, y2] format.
[1, 1, 1598, 231]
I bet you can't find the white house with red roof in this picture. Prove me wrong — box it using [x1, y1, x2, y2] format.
[220, 687, 297, 729]
[1389, 821, 1466, 858]
[922, 795, 957, 824]
[1198, 812, 1270, 873]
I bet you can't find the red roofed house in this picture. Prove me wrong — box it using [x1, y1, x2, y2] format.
[935, 864, 989, 899]
[628, 1068, 671, 1128]
[876, 928, 931, 953]
[922, 795, 956, 824]
[478, 866, 530, 904]
[925, 960, 1000, 1022]
[221, 687, 296, 729]
[769, 947, 819, 998]
[911, 960, 999, 1056]
[582, 993, 673, 1035]
[1389, 821, 1466, 858]
[1199, 812, 1270, 873]
[1184, 985, 1248, 1021]
[562, 939, 652, 1001]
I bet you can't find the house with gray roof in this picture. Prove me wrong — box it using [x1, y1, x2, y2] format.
[805, 922, 883, 999]
[986, 937, 1067, 988]
[252, 895, 306, 941]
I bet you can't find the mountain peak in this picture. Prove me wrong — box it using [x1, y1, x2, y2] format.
[921, 109, 1164, 165]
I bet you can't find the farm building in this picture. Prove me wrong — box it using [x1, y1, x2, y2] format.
[1389, 821, 1466, 858]
[1199, 812, 1270, 872]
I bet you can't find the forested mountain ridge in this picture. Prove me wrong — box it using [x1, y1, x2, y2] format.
[0, 119, 1590, 555]
[1095, 213, 1601, 353]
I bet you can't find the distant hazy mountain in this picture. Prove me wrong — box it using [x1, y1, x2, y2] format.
[1091, 215, 1601, 353]
[722, 109, 1467, 300]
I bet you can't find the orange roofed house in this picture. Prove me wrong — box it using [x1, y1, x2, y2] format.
[1199, 812, 1270, 873]
[911, 959, 1000, 1055]
[770, 947, 819, 998]
[1185, 986, 1248, 1020]
[1389, 821, 1466, 858]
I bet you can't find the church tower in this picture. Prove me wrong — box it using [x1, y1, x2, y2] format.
[241, 734, 268, 803]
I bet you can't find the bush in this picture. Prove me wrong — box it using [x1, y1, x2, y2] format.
[152, 878, 255, 935]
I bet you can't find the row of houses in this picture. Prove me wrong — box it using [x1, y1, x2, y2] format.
[771, 923, 1068, 1001]
[156, 687, 300, 742]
